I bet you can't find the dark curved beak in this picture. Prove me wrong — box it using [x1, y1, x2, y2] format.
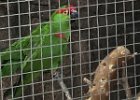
[70, 10, 78, 19]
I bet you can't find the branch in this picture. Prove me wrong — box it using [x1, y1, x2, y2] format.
[136, 92, 140, 100]
[84, 46, 135, 100]
[121, 61, 132, 100]
[121, 52, 137, 99]
[83, 77, 92, 87]
[53, 71, 72, 100]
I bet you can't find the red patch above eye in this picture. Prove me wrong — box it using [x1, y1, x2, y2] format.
[56, 5, 76, 14]
[56, 8, 67, 14]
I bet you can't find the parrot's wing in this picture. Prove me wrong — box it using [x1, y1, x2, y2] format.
[0, 23, 50, 77]
[0, 36, 31, 78]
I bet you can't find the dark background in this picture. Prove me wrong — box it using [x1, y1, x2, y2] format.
[0, 0, 140, 100]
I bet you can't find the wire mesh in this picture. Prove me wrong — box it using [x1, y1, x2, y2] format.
[0, 0, 140, 100]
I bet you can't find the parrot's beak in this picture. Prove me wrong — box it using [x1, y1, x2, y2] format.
[70, 10, 78, 19]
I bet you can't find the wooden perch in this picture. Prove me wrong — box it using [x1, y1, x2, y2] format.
[121, 61, 132, 100]
[53, 71, 72, 100]
[85, 46, 136, 100]
[136, 91, 140, 100]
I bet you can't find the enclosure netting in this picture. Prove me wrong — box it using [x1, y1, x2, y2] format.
[0, 0, 140, 100]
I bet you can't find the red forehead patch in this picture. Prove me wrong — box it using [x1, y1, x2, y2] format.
[56, 5, 76, 14]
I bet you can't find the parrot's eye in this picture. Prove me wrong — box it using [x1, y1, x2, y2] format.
[63, 10, 68, 15]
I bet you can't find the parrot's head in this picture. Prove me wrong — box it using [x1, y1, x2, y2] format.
[55, 5, 78, 19]
[51, 5, 78, 39]
[52, 5, 78, 21]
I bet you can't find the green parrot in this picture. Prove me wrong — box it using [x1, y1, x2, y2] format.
[0, 5, 78, 98]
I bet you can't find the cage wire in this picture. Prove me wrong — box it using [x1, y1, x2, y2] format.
[0, 0, 140, 100]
